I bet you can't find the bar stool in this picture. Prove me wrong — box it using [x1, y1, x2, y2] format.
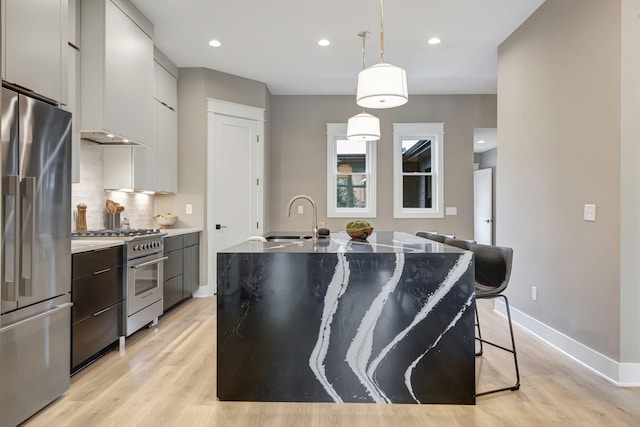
[427, 234, 447, 243]
[416, 231, 438, 240]
[471, 243, 520, 397]
[444, 238, 475, 250]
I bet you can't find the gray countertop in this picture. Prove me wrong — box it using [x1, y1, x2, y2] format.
[221, 231, 466, 254]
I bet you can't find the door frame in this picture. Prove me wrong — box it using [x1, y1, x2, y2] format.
[206, 99, 265, 293]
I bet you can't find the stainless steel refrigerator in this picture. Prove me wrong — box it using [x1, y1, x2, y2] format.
[0, 87, 72, 427]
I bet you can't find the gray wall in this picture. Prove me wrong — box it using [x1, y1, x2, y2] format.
[497, 0, 622, 359]
[268, 95, 497, 237]
[155, 68, 271, 286]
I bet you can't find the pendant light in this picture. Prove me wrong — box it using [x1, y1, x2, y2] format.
[356, 0, 408, 109]
[347, 31, 381, 141]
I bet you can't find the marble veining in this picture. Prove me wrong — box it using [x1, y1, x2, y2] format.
[344, 253, 405, 403]
[404, 293, 475, 403]
[309, 253, 350, 403]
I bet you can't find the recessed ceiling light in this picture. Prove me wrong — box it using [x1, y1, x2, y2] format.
[428, 37, 441, 45]
[208, 39, 222, 48]
[106, 134, 114, 138]
[318, 39, 331, 47]
[122, 139, 129, 143]
[477, 140, 486, 144]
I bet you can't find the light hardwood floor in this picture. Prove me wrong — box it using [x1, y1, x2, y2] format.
[25, 298, 640, 427]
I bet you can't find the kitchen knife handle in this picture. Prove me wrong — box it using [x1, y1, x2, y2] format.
[2, 175, 20, 301]
[20, 176, 36, 297]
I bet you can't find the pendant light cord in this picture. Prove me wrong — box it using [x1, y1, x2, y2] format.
[379, 0, 385, 63]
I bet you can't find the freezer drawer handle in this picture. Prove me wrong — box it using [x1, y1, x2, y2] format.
[92, 306, 111, 316]
[93, 268, 111, 275]
[0, 302, 73, 334]
[130, 256, 168, 269]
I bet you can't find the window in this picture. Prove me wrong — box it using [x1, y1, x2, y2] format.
[393, 123, 444, 218]
[326, 123, 376, 218]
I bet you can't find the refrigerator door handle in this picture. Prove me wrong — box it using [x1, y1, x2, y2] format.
[2, 175, 20, 301]
[0, 302, 73, 334]
[20, 176, 36, 297]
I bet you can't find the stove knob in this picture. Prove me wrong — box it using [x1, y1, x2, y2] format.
[154, 241, 160, 248]
[145, 243, 151, 250]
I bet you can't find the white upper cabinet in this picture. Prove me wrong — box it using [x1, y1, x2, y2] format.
[155, 61, 177, 110]
[153, 50, 178, 193]
[2, 0, 68, 104]
[156, 102, 177, 193]
[81, 0, 154, 146]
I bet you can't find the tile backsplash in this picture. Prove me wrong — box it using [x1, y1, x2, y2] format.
[72, 141, 155, 231]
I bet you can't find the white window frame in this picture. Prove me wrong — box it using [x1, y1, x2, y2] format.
[393, 123, 445, 219]
[326, 123, 377, 218]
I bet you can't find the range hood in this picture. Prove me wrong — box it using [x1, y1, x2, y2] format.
[81, 131, 147, 146]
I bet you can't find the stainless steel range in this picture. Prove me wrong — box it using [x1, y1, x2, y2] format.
[125, 233, 166, 336]
[72, 229, 167, 336]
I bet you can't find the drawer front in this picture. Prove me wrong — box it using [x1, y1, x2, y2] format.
[163, 274, 183, 312]
[164, 249, 183, 281]
[72, 267, 124, 323]
[72, 246, 123, 279]
[72, 302, 123, 370]
[163, 235, 184, 253]
[183, 232, 200, 247]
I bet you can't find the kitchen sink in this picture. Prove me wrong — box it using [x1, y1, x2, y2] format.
[265, 235, 312, 242]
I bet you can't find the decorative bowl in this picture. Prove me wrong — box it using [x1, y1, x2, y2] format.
[154, 215, 178, 228]
[346, 226, 374, 240]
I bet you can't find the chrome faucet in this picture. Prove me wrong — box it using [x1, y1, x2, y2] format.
[285, 194, 318, 241]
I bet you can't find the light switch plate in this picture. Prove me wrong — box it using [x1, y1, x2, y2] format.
[186, 204, 193, 215]
[298, 205, 304, 214]
[584, 204, 596, 222]
[445, 207, 458, 216]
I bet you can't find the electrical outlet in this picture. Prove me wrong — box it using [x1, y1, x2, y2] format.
[531, 286, 538, 302]
[298, 205, 304, 214]
[584, 204, 596, 221]
[186, 204, 193, 215]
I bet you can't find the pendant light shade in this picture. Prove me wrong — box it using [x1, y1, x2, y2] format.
[347, 111, 380, 141]
[356, 63, 407, 109]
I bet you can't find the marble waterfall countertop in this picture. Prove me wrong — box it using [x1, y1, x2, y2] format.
[217, 231, 476, 404]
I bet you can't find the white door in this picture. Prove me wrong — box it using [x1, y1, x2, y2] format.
[474, 168, 493, 245]
[207, 101, 264, 294]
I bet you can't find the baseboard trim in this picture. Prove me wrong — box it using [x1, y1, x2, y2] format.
[193, 284, 216, 298]
[494, 300, 640, 387]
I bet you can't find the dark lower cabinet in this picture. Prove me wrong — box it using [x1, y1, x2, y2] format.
[71, 245, 125, 373]
[163, 232, 200, 313]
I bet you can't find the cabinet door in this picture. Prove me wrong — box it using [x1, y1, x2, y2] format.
[156, 102, 177, 193]
[67, 46, 81, 183]
[103, 0, 154, 146]
[163, 275, 183, 312]
[132, 101, 158, 191]
[183, 244, 199, 297]
[2, 0, 67, 103]
[156, 63, 177, 110]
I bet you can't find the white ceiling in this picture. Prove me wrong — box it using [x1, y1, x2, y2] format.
[130, 0, 545, 95]
[473, 128, 498, 153]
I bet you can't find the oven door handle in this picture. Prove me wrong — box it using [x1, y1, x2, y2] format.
[130, 256, 168, 269]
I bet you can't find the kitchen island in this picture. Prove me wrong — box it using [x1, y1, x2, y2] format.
[217, 231, 475, 404]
